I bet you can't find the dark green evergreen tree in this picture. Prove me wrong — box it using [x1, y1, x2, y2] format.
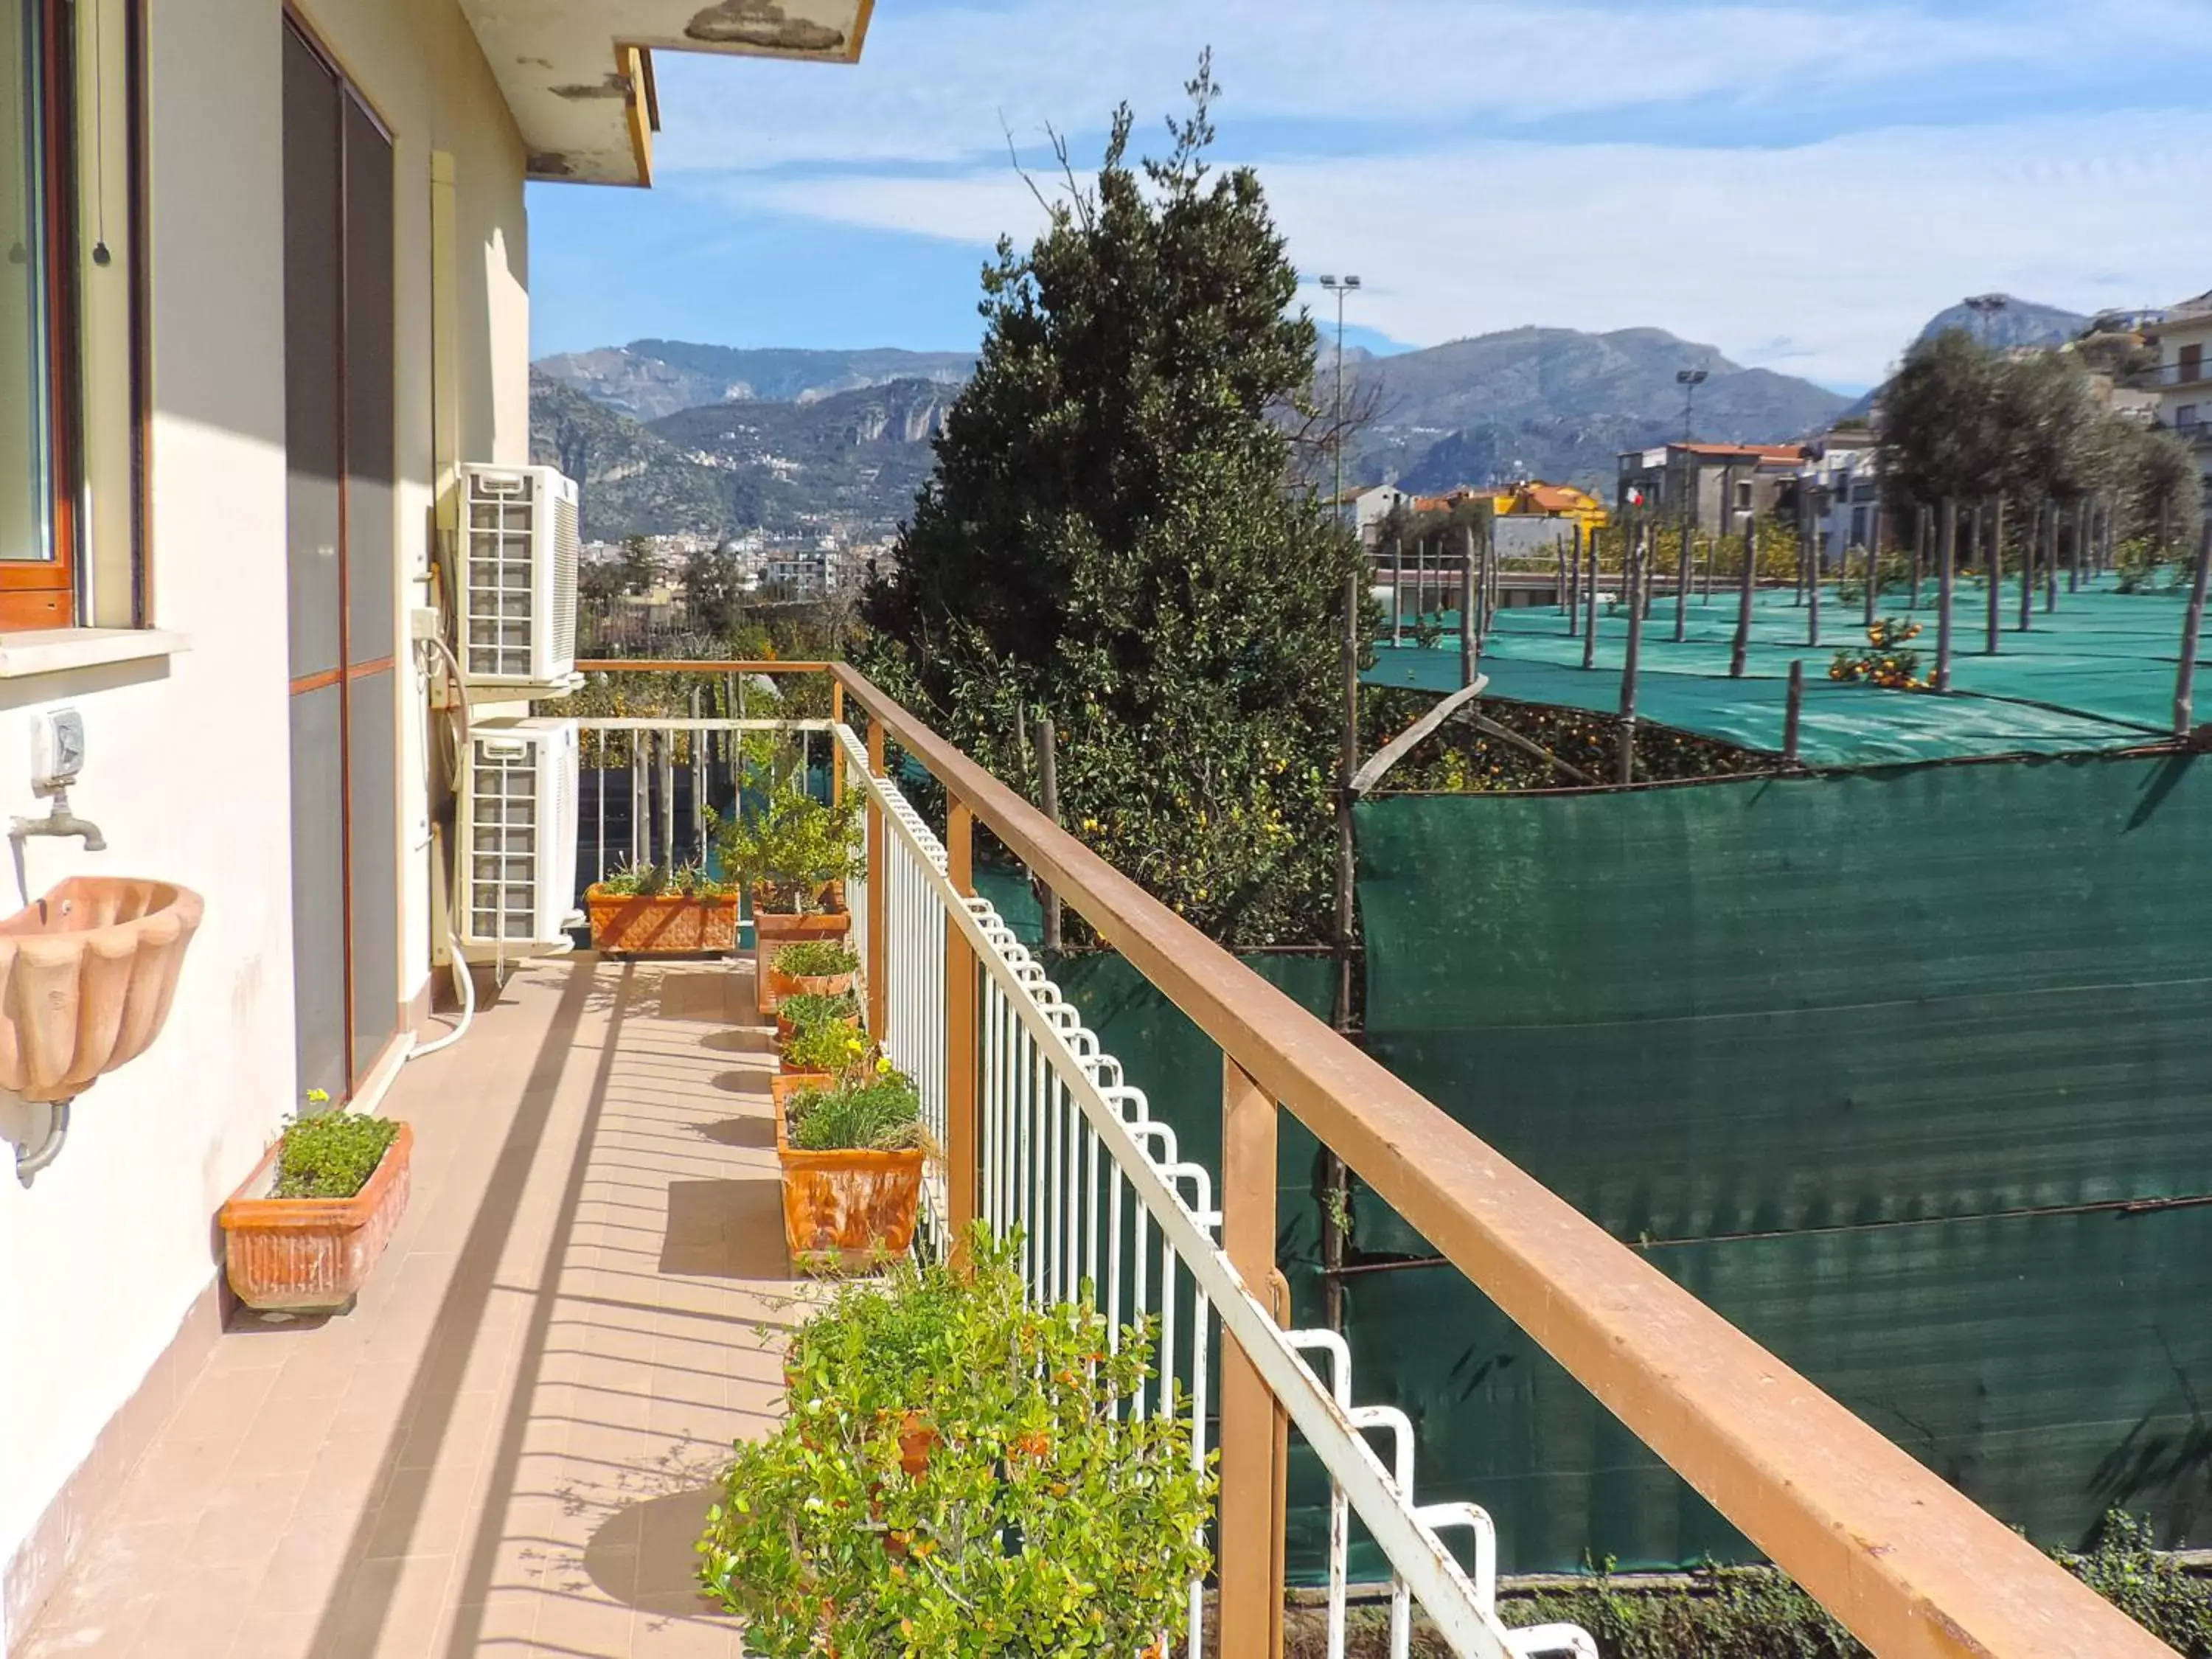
[862, 58, 1366, 946]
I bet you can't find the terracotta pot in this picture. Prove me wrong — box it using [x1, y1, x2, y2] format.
[585, 886, 739, 956]
[765, 966, 860, 1011]
[218, 1122, 414, 1313]
[752, 887, 850, 1015]
[774, 1085, 924, 1273]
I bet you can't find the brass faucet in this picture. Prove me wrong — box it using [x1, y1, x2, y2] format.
[10, 794, 106, 852]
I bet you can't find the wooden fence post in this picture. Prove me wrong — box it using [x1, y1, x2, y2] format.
[1619, 529, 1646, 781]
[1218, 1056, 1287, 1658]
[1784, 659, 1805, 764]
[2175, 523, 2212, 738]
[1582, 523, 1600, 670]
[1985, 498, 2004, 655]
[1730, 512, 1756, 678]
[1036, 718, 1063, 954]
[1936, 498, 1957, 693]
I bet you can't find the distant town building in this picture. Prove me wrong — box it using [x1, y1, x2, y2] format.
[1793, 437, 1886, 566]
[2146, 291, 2212, 487]
[1325, 484, 1414, 547]
[1615, 442, 1805, 535]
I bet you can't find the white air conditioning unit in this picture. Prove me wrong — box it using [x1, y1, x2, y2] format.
[458, 719, 580, 954]
[457, 462, 580, 692]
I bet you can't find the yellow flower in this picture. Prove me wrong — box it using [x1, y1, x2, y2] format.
[876, 1054, 894, 1076]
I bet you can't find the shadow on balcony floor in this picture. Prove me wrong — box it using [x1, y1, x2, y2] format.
[18, 955, 815, 1659]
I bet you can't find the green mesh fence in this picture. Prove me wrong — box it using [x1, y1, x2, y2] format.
[1349, 752, 2212, 1571]
[1368, 578, 2199, 765]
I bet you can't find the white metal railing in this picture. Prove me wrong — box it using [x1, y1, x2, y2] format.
[832, 723, 1595, 1659]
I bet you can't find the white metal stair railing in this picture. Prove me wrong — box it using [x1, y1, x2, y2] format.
[835, 726, 1595, 1659]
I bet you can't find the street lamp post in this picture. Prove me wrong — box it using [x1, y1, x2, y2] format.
[1317, 273, 1362, 1327]
[1321, 275, 1362, 534]
[1676, 366, 1708, 444]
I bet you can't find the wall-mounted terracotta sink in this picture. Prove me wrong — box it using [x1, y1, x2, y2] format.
[0, 877, 203, 1100]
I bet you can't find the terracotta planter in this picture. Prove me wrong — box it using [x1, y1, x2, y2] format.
[774, 1087, 924, 1273]
[218, 1123, 414, 1313]
[765, 965, 860, 1012]
[752, 888, 851, 1015]
[586, 886, 739, 956]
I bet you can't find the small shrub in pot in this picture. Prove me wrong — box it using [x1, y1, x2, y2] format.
[698, 1228, 1214, 1652]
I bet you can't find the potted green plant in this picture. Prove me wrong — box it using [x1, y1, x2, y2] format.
[698, 1230, 1215, 1649]
[218, 1091, 412, 1314]
[773, 987, 861, 1047]
[768, 937, 860, 1009]
[773, 1065, 930, 1268]
[717, 781, 866, 1014]
[584, 860, 739, 956]
[779, 1014, 869, 1079]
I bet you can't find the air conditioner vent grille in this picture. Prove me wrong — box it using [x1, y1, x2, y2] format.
[457, 464, 580, 691]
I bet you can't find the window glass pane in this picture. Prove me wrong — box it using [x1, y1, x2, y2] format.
[0, 0, 52, 563]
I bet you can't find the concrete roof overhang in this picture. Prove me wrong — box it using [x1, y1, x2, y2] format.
[456, 1, 872, 186]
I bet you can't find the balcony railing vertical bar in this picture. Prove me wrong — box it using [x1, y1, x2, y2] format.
[827, 663, 2181, 1659]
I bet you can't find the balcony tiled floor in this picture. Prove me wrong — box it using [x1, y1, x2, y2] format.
[20, 956, 815, 1658]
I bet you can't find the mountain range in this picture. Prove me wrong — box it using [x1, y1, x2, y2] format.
[530, 369, 952, 541]
[1337, 325, 1849, 493]
[532, 304, 2087, 542]
[534, 341, 976, 422]
[1836, 293, 2094, 421]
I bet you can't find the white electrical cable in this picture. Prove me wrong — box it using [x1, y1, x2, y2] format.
[408, 635, 479, 1063]
[410, 924, 477, 1060]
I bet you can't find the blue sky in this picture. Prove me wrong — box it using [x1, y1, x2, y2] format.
[526, 0, 2212, 392]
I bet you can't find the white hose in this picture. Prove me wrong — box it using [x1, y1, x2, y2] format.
[409, 925, 476, 1060]
[408, 633, 478, 1063]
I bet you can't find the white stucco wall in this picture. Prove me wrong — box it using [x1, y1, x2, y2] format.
[0, 0, 528, 1643]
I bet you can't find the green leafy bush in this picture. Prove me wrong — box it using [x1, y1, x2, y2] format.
[717, 781, 864, 914]
[698, 1230, 1215, 1654]
[594, 860, 731, 899]
[779, 990, 860, 1031]
[781, 1018, 870, 1079]
[775, 939, 859, 978]
[273, 1110, 400, 1200]
[787, 1071, 925, 1152]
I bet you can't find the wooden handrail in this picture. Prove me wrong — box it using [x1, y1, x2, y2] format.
[574, 658, 829, 674]
[821, 661, 2171, 1659]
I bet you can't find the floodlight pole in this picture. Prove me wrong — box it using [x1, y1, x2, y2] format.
[1320, 272, 1361, 1334]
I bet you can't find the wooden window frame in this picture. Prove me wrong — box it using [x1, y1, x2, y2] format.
[0, 0, 82, 628]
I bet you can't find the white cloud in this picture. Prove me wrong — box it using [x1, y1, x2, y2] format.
[701, 110, 2212, 387]
[651, 0, 2211, 174]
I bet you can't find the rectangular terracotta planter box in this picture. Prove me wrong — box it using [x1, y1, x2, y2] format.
[218, 1122, 413, 1314]
[773, 1087, 923, 1273]
[586, 888, 740, 956]
[753, 887, 850, 1015]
